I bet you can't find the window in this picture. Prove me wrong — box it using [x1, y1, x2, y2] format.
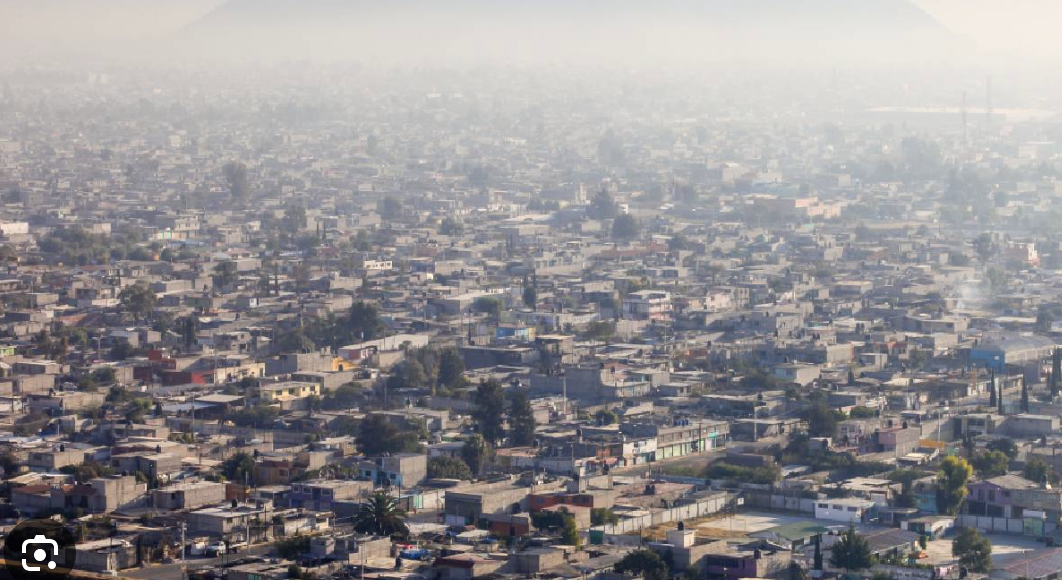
[818, 503, 828, 509]
[988, 490, 995, 502]
[847, 507, 858, 512]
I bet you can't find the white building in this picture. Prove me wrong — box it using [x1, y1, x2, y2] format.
[814, 497, 875, 523]
[622, 290, 672, 321]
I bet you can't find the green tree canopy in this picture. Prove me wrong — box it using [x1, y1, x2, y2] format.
[354, 491, 408, 538]
[473, 296, 503, 320]
[972, 450, 1009, 478]
[1023, 457, 1058, 485]
[461, 434, 492, 477]
[804, 402, 839, 438]
[472, 379, 506, 444]
[213, 260, 239, 289]
[611, 214, 639, 241]
[222, 452, 255, 483]
[348, 301, 386, 341]
[986, 438, 1018, 459]
[378, 197, 402, 220]
[358, 414, 422, 456]
[119, 282, 157, 322]
[952, 527, 992, 573]
[828, 526, 873, 571]
[427, 456, 473, 480]
[223, 162, 250, 204]
[437, 348, 466, 389]
[508, 390, 537, 447]
[937, 456, 973, 516]
[614, 549, 668, 580]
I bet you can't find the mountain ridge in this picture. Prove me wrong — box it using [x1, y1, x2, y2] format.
[177, 0, 962, 64]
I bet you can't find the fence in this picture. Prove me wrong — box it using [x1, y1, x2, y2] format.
[742, 490, 817, 514]
[956, 514, 1056, 536]
[590, 492, 730, 539]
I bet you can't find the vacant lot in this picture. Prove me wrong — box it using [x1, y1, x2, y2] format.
[695, 511, 813, 538]
[924, 532, 1045, 566]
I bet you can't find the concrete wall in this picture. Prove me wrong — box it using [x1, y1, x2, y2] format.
[956, 514, 1054, 535]
[591, 493, 729, 538]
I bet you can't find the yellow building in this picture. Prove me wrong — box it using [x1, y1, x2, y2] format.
[255, 382, 321, 402]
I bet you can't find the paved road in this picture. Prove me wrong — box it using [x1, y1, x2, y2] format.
[124, 544, 272, 580]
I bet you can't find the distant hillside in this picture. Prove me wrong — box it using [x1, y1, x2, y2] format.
[178, 0, 961, 65]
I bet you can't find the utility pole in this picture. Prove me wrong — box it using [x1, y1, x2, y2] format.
[181, 523, 187, 580]
[562, 373, 568, 418]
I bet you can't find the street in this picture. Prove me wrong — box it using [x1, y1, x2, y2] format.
[123, 544, 272, 580]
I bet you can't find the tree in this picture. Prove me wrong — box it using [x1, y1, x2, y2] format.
[986, 267, 1006, 295]
[119, 282, 157, 322]
[952, 527, 991, 573]
[472, 380, 506, 444]
[274, 536, 311, 560]
[285, 205, 308, 232]
[828, 526, 873, 572]
[704, 461, 780, 485]
[614, 549, 668, 580]
[848, 406, 876, 419]
[937, 456, 973, 516]
[972, 450, 1009, 478]
[585, 320, 616, 342]
[348, 302, 385, 341]
[560, 513, 581, 547]
[973, 233, 995, 264]
[588, 189, 618, 220]
[804, 402, 838, 438]
[229, 405, 280, 429]
[787, 561, 810, 580]
[437, 348, 465, 389]
[986, 438, 1018, 460]
[427, 456, 472, 480]
[213, 261, 238, 289]
[1021, 379, 1030, 413]
[611, 214, 639, 241]
[522, 281, 537, 310]
[322, 383, 362, 410]
[277, 328, 316, 354]
[508, 390, 537, 447]
[353, 491, 408, 538]
[988, 374, 997, 408]
[461, 434, 491, 477]
[887, 468, 923, 508]
[0, 452, 20, 478]
[378, 197, 402, 220]
[595, 409, 619, 425]
[60, 461, 115, 482]
[357, 414, 421, 456]
[590, 508, 619, 526]
[473, 296, 503, 320]
[668, 233, 689, 252]
[222, 452, 255, 483]
[439, 217, 463, 236]
[223, 162, 250, 205]
[1024, 457, 1058, 485]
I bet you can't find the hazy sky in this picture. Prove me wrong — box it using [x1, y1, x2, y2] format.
[917, 0, 1062, 58]
[0, 0, 1060, 63]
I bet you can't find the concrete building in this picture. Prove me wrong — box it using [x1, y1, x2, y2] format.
[152, 481, 227, 511]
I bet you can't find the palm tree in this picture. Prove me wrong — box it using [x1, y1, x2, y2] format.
[353, 491, 409, 538]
